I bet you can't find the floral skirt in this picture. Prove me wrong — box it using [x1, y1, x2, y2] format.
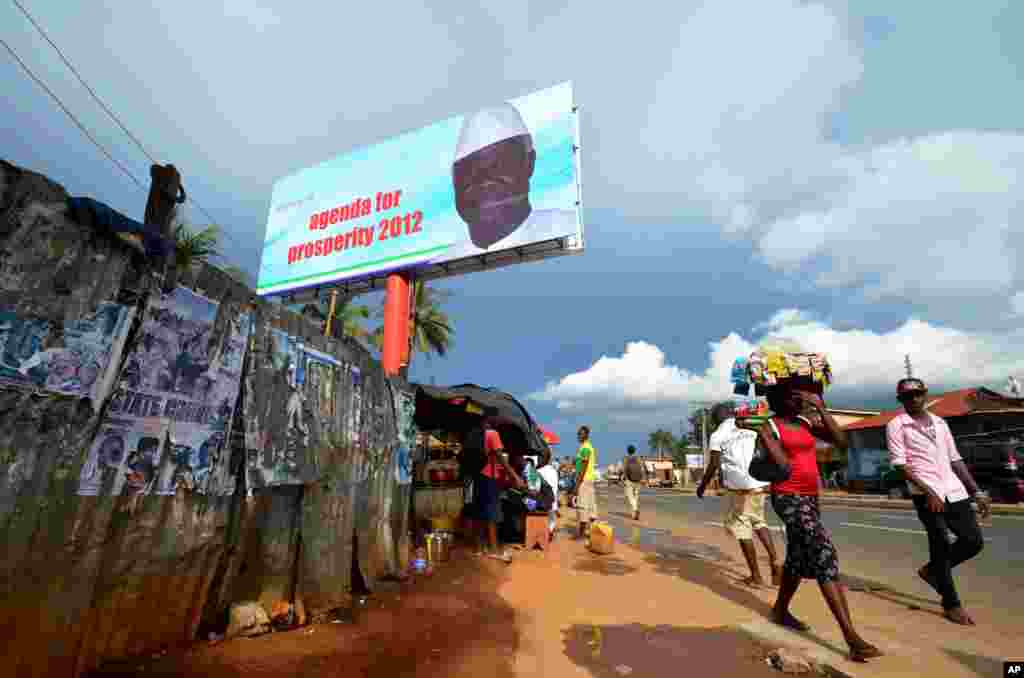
[771, 493, 839, 583]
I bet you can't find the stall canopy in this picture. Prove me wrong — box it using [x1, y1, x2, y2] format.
[412, 383, 551, 455]
[538, 425, 560, 446]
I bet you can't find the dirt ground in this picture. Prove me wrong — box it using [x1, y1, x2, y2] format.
[87, 521, 780, 678]
[87, 497, 1021, 678]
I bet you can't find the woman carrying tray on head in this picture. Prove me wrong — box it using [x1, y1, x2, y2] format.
[757, 378, 883, 663]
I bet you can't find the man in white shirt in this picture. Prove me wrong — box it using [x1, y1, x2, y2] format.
[535, 449, 560, 539]
[698, 402, 781, 587]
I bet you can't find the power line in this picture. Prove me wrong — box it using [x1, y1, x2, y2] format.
[9, 0, 244, 254]
[1, 36, 146, 192]
[12, 0, 158, 165]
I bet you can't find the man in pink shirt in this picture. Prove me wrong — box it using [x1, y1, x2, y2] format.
[886, 378, 990, 625]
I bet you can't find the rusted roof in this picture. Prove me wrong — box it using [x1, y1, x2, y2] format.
[843, 388, 1024, 431]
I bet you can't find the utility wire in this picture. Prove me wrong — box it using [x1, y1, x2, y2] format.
[12, 0, 158, 165]
[9, 0, 244, 254]
[1, 36, 147, 192]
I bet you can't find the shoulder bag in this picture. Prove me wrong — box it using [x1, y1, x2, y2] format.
[748, 419, 792, 483]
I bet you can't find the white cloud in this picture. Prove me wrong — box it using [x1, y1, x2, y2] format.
[527, 309, 1024, 427]
[753, 132, 1023, 302]
[3, 0, 1021, 321]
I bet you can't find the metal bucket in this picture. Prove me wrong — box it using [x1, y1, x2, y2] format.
[426, 532, 451, 563]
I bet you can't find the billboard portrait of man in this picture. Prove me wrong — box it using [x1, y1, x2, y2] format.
[445, 101, 576, 261]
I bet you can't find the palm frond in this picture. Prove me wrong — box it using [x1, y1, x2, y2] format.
[174, 223, 221, 270]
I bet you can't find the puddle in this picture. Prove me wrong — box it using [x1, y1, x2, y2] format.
[604, 516, 731, 564]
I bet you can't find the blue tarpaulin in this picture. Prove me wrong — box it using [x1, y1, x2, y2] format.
[67, 196, 173, 258]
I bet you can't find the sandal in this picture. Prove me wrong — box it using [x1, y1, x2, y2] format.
[772, 610, 810, 632]
[849, 643, 883, 663]
[944, 608, 976, 626]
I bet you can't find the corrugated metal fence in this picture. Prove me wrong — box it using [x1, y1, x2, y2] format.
[0, 160, 410, 677]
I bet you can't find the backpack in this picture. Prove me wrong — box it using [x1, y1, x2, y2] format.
[625, 456, 645, 482]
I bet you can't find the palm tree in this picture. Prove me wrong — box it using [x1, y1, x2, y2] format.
[330, 298, 372, 341]
[370, 280, 453, 377]
[220, 264, 254, 288]
[648, 429, 675, 460]
[290, 293, 373, 342]
[174, 223, 221, 271]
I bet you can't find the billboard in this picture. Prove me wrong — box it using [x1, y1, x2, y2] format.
[257, 81, 582, 297]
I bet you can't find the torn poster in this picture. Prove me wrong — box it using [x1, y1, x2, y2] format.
[77, 287, 249, 496]
[0, 302, 134, 409]
[244, 329, 320, 489]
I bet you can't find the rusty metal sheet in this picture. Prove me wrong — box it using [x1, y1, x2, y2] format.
[0, 158, 410, 676]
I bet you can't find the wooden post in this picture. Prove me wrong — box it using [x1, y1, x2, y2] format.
[324, 290, 338, 338]
[145, 164, 186, 293]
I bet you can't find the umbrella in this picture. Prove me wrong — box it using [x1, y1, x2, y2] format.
[412, 383, 551, 455]
[538, 425, 560, 446]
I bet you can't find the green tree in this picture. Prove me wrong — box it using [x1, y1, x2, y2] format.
[173, 223, 220, 271]
[670, 437, 692, 467]
[220, 264, 254, 288]
[647, 429, 676, 460]
[291, 294, 373, 342]
[688, 407, 713, 447]
[370, 281, 453, 376]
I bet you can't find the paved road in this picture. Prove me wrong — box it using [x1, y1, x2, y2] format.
[595, 485, 1024, 620]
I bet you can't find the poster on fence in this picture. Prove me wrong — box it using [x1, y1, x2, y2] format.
[302, 344, 338, 423]
[245, 329, 314, 489]
[77, 288, 249, 496]
[0, 302, 134, 408]
[392, 387, 415, 485]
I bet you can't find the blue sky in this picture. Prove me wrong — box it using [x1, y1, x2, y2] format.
[2, 1, 1022, 464]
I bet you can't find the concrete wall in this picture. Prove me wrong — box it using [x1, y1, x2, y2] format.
[0, 160, 408, 676]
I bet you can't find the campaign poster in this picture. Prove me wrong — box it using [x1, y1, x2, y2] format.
[77, 288, 249, 496]
[244, 329, 326, 489]
[0, 302, 133, 408]
[303, 345, 338, 422]
[392, 388, 416, 485]
[258, 81, 582, 296]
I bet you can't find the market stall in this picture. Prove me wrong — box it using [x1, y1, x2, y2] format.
[409, 383, 552, 543]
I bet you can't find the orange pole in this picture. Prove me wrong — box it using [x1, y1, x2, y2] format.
[382, 272, 411, 376]
[400, 279, 414, 368]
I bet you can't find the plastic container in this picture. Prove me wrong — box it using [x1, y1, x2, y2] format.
[412, 546, 428, 573]
[587, 521, 615, 555]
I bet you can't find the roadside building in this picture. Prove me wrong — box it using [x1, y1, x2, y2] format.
[818, 409, 881, 486]
[842, 388, 1024, 494]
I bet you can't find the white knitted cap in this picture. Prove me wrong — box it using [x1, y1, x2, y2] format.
[454, 103, 531, 162]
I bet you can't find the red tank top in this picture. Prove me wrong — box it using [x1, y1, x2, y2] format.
[771, 417, 820, 496]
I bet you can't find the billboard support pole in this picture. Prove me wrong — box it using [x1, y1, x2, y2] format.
[382, 272, 411, 376]
[323, 290, 338, 338]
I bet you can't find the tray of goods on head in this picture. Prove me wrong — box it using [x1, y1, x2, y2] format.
[731, 350, 832, 395]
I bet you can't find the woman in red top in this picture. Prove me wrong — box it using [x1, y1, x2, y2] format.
[758, 382, 882, 663]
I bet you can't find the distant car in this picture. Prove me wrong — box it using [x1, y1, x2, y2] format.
[959, 442, 1024, 504]
[885, 443, 1024, 503]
